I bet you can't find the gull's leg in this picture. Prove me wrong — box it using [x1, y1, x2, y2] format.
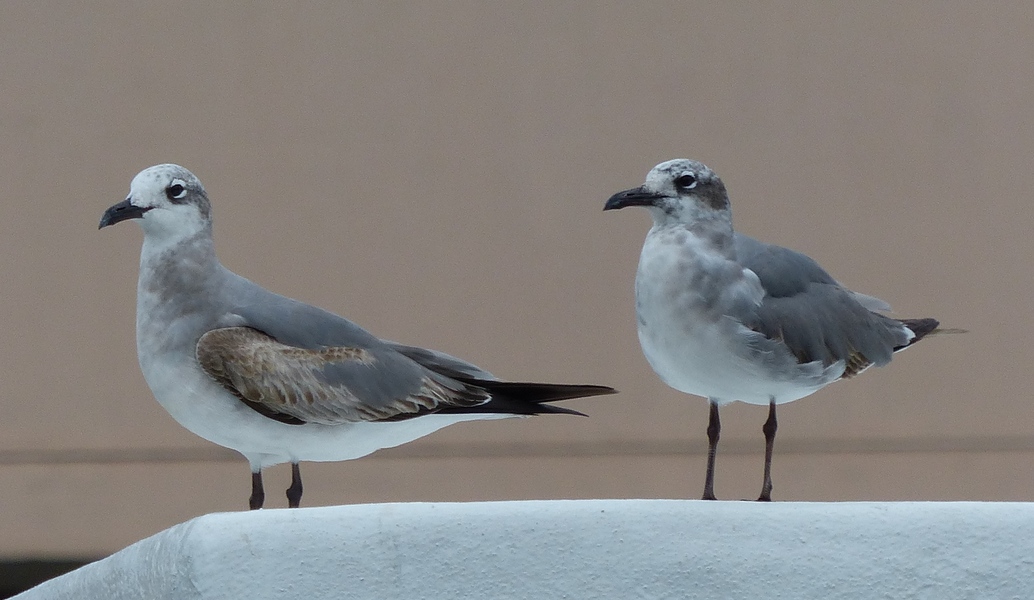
[286, 462, 303, 508]
[249, 470, 265, 510]
[703, 399, 720, 500]
[758, 399, 777, 502]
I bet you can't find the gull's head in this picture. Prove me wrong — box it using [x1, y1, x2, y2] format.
[604, 159, 729, 226]
[99, 164, 212, 239]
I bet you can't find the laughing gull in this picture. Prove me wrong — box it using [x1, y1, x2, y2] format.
[100, 164, 616, 509]
[605, 158, 944, 501]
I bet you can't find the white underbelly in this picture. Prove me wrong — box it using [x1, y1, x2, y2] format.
[637, 319, 827, 406]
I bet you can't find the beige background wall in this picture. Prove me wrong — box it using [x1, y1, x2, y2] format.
[0, 2, 1031, 558]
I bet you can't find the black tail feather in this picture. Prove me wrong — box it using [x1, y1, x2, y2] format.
[440, 379, 617, 417]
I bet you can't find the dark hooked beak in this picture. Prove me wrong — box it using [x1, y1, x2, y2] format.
[99, 198, 151, 229]
[604, 186, 664, 211]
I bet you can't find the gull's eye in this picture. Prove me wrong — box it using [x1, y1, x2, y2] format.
[166, 181, 187, 202]
[674, 174, 697, 191]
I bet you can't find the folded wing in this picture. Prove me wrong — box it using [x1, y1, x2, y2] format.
[734, 233, 921, 377]
[196, 327, 489, 425]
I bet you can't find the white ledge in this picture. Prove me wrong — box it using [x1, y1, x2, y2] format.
[16, 500, 1034, 599]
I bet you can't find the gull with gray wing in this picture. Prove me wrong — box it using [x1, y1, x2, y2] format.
[605, 159, 946, 501]
[100, 164, 615, 509]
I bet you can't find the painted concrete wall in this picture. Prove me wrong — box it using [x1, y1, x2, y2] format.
[15, 500, 1034, 599]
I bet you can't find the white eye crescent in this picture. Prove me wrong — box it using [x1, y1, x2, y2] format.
[674, 174, 697, 190]
[166, 179, 188, 201]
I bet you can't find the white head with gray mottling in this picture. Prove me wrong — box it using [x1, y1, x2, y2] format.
[99, 164, 212, 242]
[604, 159, 731, 230]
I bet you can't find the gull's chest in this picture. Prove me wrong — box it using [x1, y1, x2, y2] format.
[634, 232, 743, 328]
[135, 285, 208, 358]
[631, 231, 770, 401]
[134, 250, 230, 360]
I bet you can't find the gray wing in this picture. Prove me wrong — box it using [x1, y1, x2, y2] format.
[734, 233, 837, 297]
[205, 274, 612, 423]
[203, 281, 490, 424]
[734, 234, 911, 375]
[734, 233, 891, 311]
[382, 342, 498, 381]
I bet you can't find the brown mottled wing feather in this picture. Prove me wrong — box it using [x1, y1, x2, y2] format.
[196, 327, 489, 425]
[840, 351, 872, 379]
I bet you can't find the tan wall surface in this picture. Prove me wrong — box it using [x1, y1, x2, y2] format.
[0, 1, 1031, 557]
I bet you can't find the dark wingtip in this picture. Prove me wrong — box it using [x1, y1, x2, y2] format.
[441, 380, 617, 418]
[535, 404, 589, 417]
[467, 380, 618, 401]
[896, 318, 954, 349]
[535, 384, 616, 417]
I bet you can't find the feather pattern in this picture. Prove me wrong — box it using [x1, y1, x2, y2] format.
[197, 327, 490, 425]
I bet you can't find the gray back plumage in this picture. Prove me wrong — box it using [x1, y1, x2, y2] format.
[734, 234, 837, 296]
[733, 233, 913, 370]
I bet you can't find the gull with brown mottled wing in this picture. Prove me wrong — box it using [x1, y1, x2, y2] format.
[100, 164, 615, 510]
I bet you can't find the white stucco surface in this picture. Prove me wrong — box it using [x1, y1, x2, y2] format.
[16, 500, 1034, 599]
